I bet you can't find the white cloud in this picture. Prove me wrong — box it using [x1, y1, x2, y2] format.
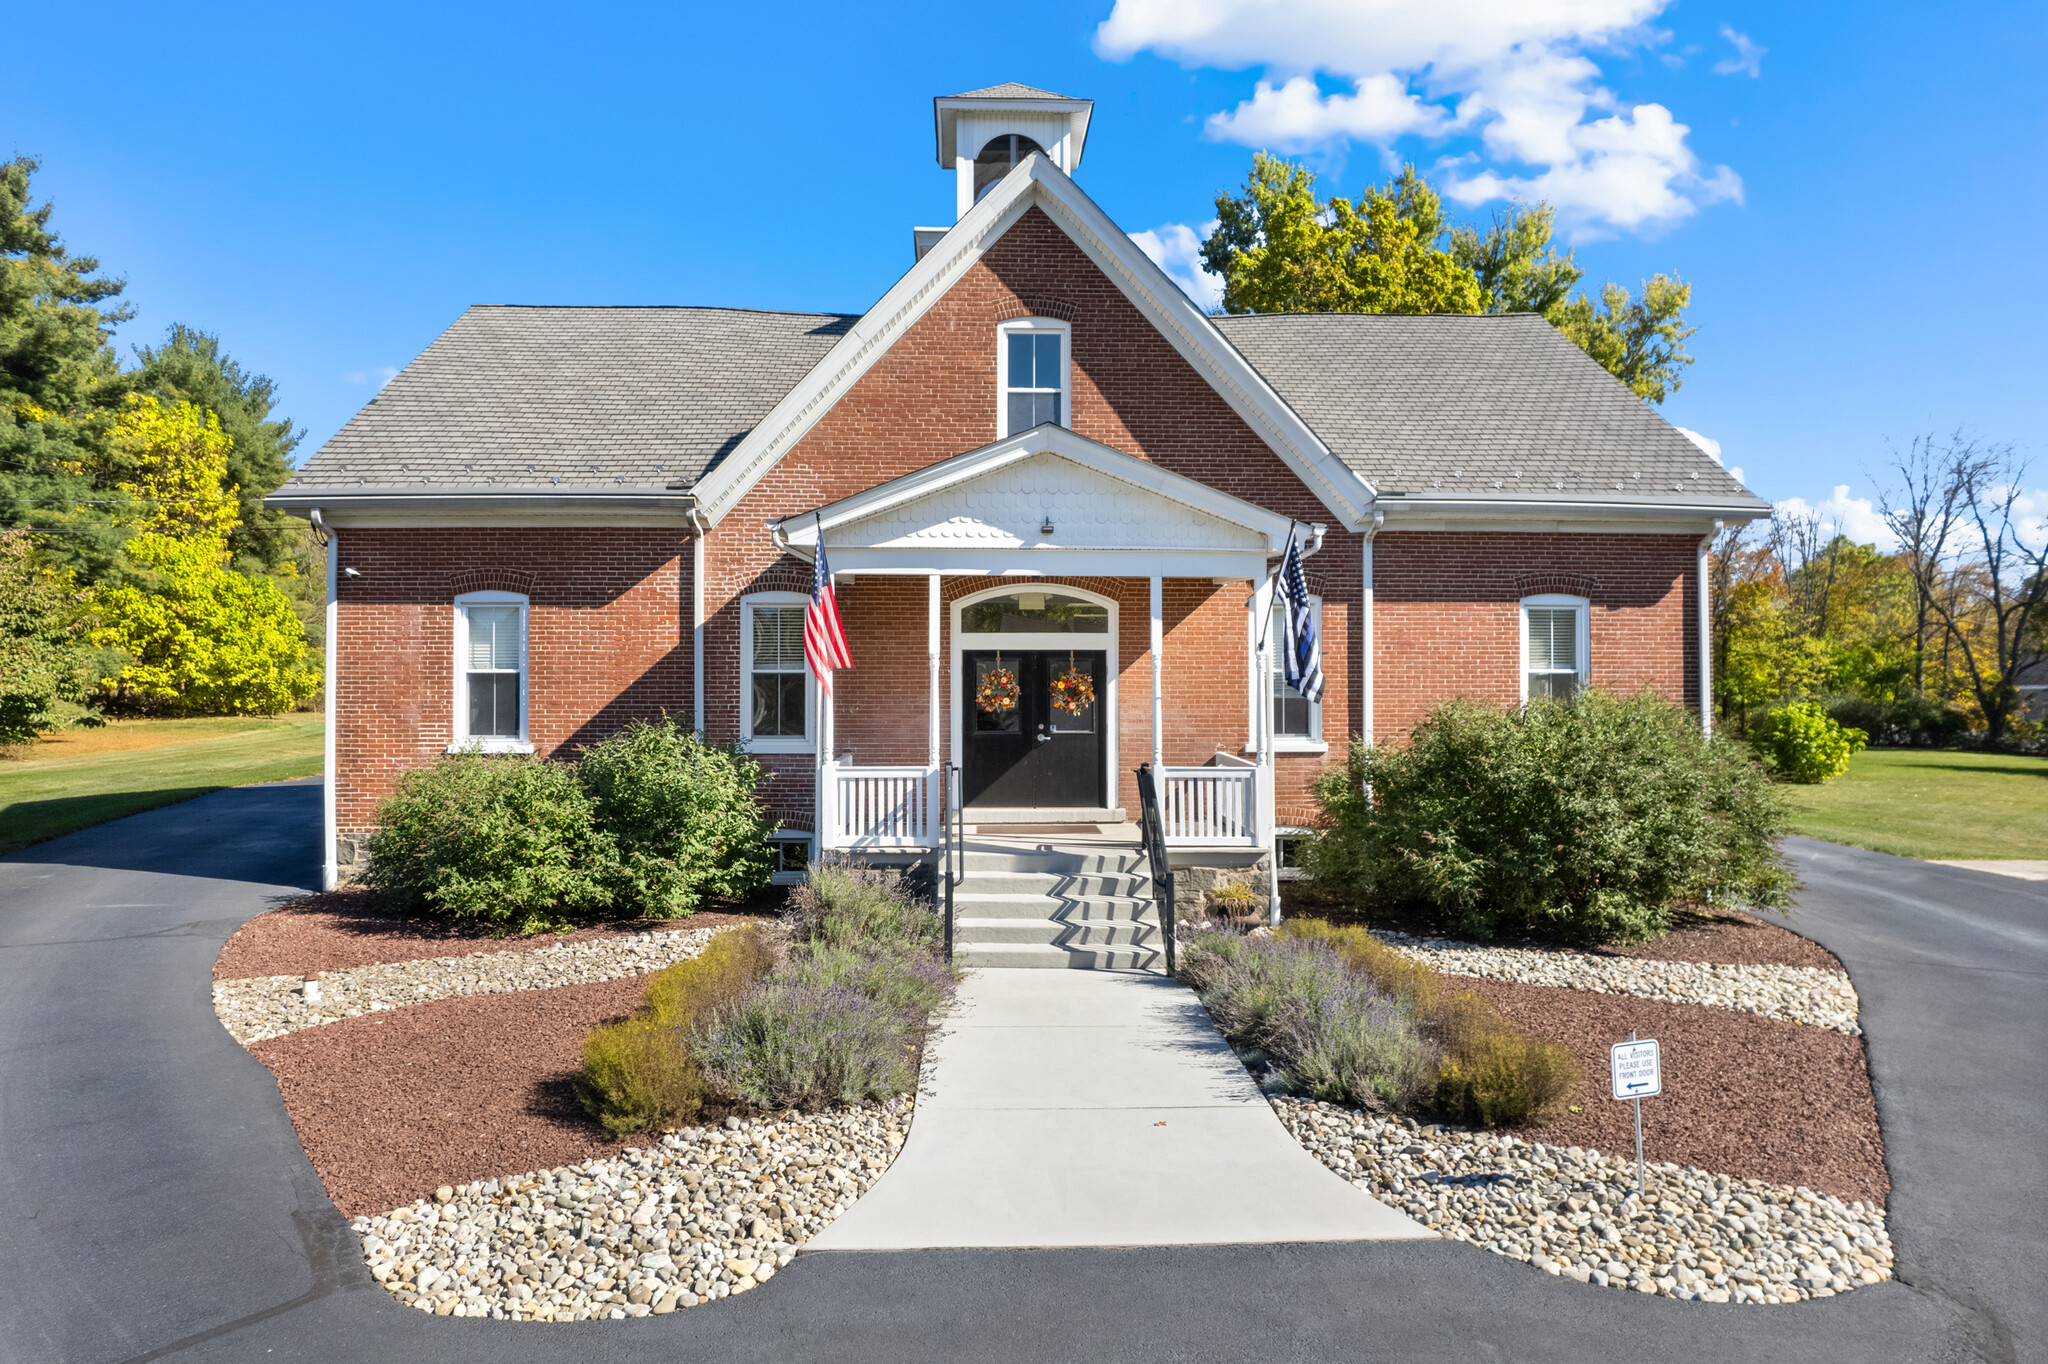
[1712, 25, 1765, 78]
[344, 366, 399, 389]
[1774, 485, 1896, 551]
[1133, 219, 1225, 311]
[1094, 0, 1740, 236]
[1205, 74, 1451, 148]
[1673, 425, 1720, 461]
[1674, 425, 1741, 486]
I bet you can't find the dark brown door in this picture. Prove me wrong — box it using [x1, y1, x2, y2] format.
[962, 651, 1105, 808]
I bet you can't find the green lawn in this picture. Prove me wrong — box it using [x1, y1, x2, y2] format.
[0, 714, 324, 855]
[1781, 747, 2048, 861]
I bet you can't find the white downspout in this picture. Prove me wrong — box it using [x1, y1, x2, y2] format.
[1361, 509, 1382, 746]
[317, 510, 338, 891]
[1253, 566, 1278, 925]
[1699, 527, 1716, 737]
[690, 510, 708, 738]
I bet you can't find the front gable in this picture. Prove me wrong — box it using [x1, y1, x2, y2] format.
[774, 425, 1300, 578]
[690, 154, 1373, 530]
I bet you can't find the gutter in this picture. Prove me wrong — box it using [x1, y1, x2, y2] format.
[265, 487, 698, 516]
[1370, 492, 1770, 521]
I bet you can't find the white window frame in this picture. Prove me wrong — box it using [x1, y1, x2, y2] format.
[450, 590, 532, 754]
[740, 592, 816, 754]
[766, 829, 813, 886]
[1520, 594, 1591, 702]
[994, 317, 1071, 438]
[1251, 593, 1327, 754]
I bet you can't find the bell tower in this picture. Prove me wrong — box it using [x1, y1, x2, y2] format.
[933, 84, 1094, 221]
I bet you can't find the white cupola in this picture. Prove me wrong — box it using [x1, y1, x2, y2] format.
[933, 83, 1094, 221]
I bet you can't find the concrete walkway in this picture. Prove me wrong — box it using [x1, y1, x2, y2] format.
[1929, 858, 2048, 881]
[807, 969, 1431, 1250]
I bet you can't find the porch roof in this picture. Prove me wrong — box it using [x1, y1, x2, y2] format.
[770, 425, 1319, 577]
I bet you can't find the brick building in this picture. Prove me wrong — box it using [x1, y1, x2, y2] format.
[270, 83, 1768, 898]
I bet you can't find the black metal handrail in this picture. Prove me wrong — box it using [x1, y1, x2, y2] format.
[1134, 763, 1177, 976]
[940, 764, 962, 962]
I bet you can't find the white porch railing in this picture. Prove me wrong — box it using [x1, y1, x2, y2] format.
[1159, 765, 1260, 847]
[821, 762, 940, 850]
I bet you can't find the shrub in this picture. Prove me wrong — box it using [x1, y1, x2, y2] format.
[1279, 918, 1578, 1126]
[1179, 931, 1438, 1110]
[576, 927, 775, 1136]
[362, 751, 619, 933]
[577, 718, 776, 917]
[694, 979, 920, 1111]
[783, 939, 956, 1028]
[785, 858, 941, 954]
[1305, 690, 1794, 945]
[1753, 701, 1867, 783]
[1818, 693, 1971, 750]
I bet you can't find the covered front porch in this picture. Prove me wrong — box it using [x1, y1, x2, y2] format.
[767, 425, 1321, 866]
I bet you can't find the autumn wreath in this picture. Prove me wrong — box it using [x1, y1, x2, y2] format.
[1050, 654, 1096, 715]
[976, 655, 1020, 714]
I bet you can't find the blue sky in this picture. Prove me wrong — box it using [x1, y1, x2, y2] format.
[7, 1, 2043, 541]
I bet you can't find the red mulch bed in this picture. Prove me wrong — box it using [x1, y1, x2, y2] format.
[1279, 887, 1840, 971]
[1592, 907, 1842, 972]
[1465, 978, 1889, 1206]
[215, 888, 780, 980]
[251, 976, 657, 1217]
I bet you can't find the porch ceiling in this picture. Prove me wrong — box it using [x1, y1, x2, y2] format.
[773, 425, 1314, 576]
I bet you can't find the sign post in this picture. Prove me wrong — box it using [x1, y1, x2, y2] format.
[1609, 1033, 1661, 1196]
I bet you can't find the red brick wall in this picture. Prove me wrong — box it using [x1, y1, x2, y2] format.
[330, 527, 689, 831]
[700, 205, 1361, 825]
[1372, 530, 1702, 742]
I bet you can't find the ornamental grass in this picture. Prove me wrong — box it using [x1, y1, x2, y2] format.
[1279, 918, 1578, 1127]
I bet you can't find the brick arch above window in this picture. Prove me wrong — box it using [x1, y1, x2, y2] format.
[449, 568, 539, 597]
[985, 295, 1077, 324]
[1513, 572, 1600, 600]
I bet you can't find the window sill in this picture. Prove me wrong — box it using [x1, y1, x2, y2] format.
[446, 739, 534, 756]
[1244, 739, 1329, 756]
[743, 736, 816, 755]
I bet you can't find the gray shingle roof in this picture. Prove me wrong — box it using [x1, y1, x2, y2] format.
[1212, 311, 1755, 501]
[946, 83, 1075, 101]
[283, 306, 853, 492]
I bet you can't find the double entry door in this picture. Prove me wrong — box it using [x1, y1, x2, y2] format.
[962, 650, 1106, 809]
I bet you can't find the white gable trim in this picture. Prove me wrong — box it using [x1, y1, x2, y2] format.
[773, 424, 1303, 557]
[689, 154, 1375, 531]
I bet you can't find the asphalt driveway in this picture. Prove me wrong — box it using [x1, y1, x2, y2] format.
[0, 789, 2035, 1363]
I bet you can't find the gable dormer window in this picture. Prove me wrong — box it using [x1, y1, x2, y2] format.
[974, 134, 1045, 201]
[997, 318, 1069, 437]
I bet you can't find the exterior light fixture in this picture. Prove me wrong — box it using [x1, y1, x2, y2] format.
[1040, 513, 1055, 535]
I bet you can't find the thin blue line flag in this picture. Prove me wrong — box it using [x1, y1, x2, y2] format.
[1277, 526, 1323, 703]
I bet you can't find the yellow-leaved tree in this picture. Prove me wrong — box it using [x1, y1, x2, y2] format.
[106, 395, 242, 538]
[88, 396, 316, 714]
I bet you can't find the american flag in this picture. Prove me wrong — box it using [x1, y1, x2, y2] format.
[1277, 525, 1322, 702]
[805, 534, 853, 694]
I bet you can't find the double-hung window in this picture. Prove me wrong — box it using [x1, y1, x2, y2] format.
[1522, 595, 1589, 701]
[1266, 597, 1324, 749]
[453, 591, 529, 752]
[997, 320, 1069, 436]
[742, 593, 812, 752]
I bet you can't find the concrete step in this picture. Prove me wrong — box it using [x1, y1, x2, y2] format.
[958, 871, 1151, 897]
[953, 916, 1160, 947]
[960, 849, 1146, 875]
[951, 892, 1156, 921]
[953, 942, 1164, 971]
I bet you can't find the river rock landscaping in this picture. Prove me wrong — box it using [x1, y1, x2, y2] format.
[1373, 929, 1862, 1035]
[1275, 1097, 1894, 1304]
[214, 927, 719, 1044]
[349, 1101, 910, 1320]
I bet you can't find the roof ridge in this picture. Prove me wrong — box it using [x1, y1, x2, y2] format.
[462, 303, 859, 319]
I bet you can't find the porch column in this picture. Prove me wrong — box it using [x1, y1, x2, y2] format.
[928, 573, 941, 767]
[1149, 575, 1164, 774]
[1252, 567, 1279, 923]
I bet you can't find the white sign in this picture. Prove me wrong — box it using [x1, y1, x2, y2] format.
[1610, 1038, 1662, 1100]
